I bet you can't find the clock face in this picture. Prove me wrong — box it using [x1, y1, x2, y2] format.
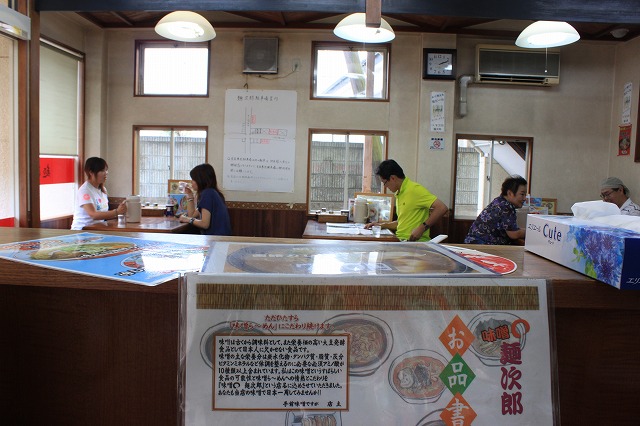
[427, 53, 453, 75]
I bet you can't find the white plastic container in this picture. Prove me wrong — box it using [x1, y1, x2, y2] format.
[354, 198, 369, 223]
[125, 195, 141, 223]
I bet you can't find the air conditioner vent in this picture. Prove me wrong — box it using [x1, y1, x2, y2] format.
[243, 37, 278, 74]
[476, 44, 560, 86]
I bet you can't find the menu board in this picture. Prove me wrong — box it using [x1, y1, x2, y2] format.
[182, 274, 555, 425]
[0, 232, 208, 286]
[202, 241, 497, 277]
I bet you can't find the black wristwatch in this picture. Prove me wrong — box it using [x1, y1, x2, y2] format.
[422, 221, 430, 230]
[189, 217, 195, 225]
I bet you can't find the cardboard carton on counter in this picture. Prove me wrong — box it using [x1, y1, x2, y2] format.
[525, 214, 640, 290]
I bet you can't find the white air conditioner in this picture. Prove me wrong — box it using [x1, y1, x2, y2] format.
[476, 44, 560, 86]
[243, 37, 278, 74]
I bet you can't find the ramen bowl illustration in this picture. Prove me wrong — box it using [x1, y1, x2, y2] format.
[22, 242, 137, 261]
[286, 411, 342, 426]
[389, 349, 448, 404]
[467, 312, 529, 366]
[318, 313, 393, 377]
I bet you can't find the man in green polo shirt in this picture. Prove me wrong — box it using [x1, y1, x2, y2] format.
[365, 159, 448, 241]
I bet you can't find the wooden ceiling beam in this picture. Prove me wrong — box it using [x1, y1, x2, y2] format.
[35, 0, 640, 24]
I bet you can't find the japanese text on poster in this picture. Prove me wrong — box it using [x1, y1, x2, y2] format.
[184, 275, 555, 425]
[223, 90, 297, 192]
[214, 334, 348, 410]
[622, 82, 632, 125]
[430, 91, 446, 133]
[619, 124, 631, 156]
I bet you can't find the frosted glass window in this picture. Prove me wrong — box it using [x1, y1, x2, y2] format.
[134, 127, 207, 199]
[308, 131, 387, 212]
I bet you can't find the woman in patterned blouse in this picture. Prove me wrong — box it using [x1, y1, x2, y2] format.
[464, 175, 528, 245]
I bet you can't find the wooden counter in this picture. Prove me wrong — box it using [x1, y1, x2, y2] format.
[1, 228, 639, 425]
[83, 216, 189, 233]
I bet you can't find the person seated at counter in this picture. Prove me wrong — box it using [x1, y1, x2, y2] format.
[464, 175, 527, 245]
[600, 177, 640, 216]
[178, 163, 232, 235]
[365, 159, 448, 242]
[70, 157, 127, 230]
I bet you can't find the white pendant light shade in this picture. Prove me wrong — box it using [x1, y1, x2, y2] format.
[155, 11, 216, 42]
[334, 13, 395, 43]
[516, 21, 579, 48]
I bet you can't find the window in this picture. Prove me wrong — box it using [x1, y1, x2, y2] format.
[133, 127, 207, 199]
[453, 135, 532, 220]
[312, 41, 390, 100]
[308, 130, 387, 212]
[39, 39, 84, 221]
[135, 40, 210, 96]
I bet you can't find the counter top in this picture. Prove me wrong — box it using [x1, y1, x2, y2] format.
[1, 227, 639, 425]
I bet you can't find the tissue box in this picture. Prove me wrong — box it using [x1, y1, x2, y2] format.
[525, 215, 640, 289]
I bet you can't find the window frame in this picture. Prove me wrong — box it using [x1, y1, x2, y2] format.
[132, 125, 209, 198]
[311, 41, 391, 101]
[452, 134, 533, 220]
[134, 39, 210, 97]
[38, 37, 85, 222]
[306, 128, 389, 213]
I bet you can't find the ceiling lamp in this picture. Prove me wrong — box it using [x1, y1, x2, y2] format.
[515, 21, 580, 48]
[334, 0, 394, 43]
[155, 11, 215, 42]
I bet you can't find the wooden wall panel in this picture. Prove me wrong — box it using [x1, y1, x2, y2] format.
[228, 206, 307, 239]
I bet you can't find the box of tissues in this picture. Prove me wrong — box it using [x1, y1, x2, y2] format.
[525, 211, 640, 290]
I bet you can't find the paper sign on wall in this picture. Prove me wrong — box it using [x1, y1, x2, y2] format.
[430, 91, 446, 133]
[223, 89, 297, 192]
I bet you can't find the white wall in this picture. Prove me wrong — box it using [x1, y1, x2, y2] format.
[40, 13, 640, 213]
[609, 36, 640, 202]
[454, 37, 617, 212]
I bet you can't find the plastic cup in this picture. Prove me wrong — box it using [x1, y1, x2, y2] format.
[372, 225, 381, 237]
[117, 214, 126, 226]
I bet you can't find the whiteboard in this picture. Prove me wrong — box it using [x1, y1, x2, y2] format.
[223, 89, 297, 192]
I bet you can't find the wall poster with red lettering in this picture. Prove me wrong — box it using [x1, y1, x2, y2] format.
[619, 124, 632, 156]
[181, 273, 556, 426]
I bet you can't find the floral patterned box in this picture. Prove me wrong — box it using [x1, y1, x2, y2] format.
[525, 214, 640, 289]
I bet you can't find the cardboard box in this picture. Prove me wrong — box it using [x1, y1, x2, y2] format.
[525, 214, 640, 289]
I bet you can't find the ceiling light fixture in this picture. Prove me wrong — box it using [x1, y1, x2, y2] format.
[610, 28, 629, 39]
[334, 0, 394, 43]
[155, 11, 215, 42]
[515, 20, 580, 48]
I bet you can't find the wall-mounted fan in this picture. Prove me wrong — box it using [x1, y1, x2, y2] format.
[243, 37, 279, 74]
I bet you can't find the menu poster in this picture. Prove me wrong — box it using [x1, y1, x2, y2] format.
[201, 241, 497, 277]
[0, 232, 208, 286]
[182, 275, 555, 425]
[619, 124, 631, 156]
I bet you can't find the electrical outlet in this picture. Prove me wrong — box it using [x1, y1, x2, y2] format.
[292, 58, 301, 71]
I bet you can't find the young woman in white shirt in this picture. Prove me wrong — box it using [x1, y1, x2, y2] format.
[70, 157, 127, 230]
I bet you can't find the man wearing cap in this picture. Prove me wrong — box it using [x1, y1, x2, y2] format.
[600, 177, 640, 216]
